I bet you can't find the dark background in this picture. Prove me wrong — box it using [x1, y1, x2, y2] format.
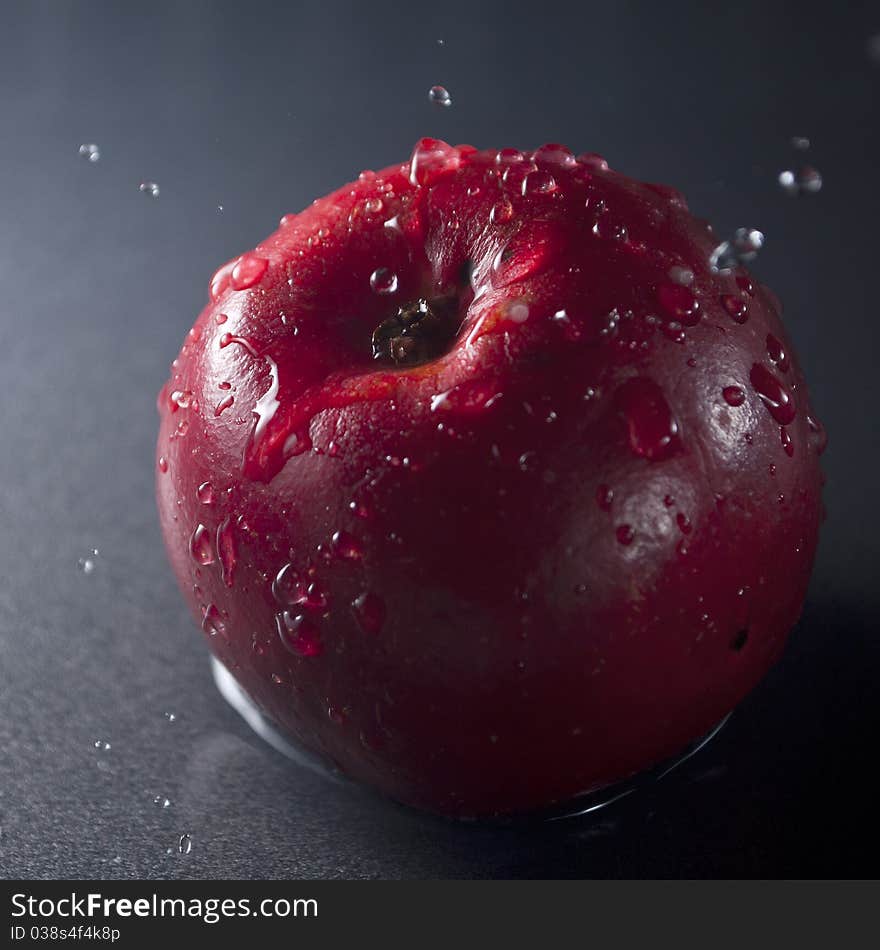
[1, 0, 878, 879]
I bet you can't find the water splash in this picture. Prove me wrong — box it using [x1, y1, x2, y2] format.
[710, 228, 764, 272]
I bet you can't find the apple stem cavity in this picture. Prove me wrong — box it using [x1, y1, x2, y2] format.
[371, 297, 460, 367]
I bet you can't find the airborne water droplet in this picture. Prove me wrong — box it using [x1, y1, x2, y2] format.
[428, 85, 452, 108]
[78, 143, 100, 162]
[178, 834, 192, 855]
[778, 166, 822, 197]
[139, 181, 160, 198]
[77, 548, 100, 574]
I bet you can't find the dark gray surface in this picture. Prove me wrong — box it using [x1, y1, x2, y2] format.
[0, 0, 878, 879]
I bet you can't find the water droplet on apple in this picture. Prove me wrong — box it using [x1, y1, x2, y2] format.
[328, 705, 348, 725]
[490, 198, 513, 224]
[431, 379, 503, 413]
[676, 512, 692, 534]
[806, 414, 828, 455]
[766, 333, 789, 372]
[750, 363, 796, 425]
[209, 260, 235, 300]
[272, 563, 303, 605]
[352, 591, 386, 635]
[230, 254, 269, 290]
[522, 170, 557, 195]
[158, 456, 169, 474]
[668, 266, 694, 286]
[495, 148, 524, 166]
[577, 152, 609, 170]
[533, 143, 576, 168]
[596, 484, 613, 511]
[657, 283, 700, 326]
[276, 611, 323, 656]
[78, 143, 100, 162]
[616, 524, 635, 545]
[721, 294, 748, 323]
[201, 603, 226, 638]
[780, 427, 794, 456]
[369, 267, 399, 295]
[722, 386, 746, 406]
[196, 482, 215, 505]
[500, 161, 537, 194]
[189, 524, 214, 565]
[518, 451, 537, 472]
[331, 530, 362, 560]
[615, 377, 682, 460]
[408, 137, 458, 187]
[303, 581, 329, 611]
[428, 85, 452, 107]
[592, 216, 628, 242]
[736, 275, 755, 296]
[139, 181, 160, 198]
[214, 394, 234, 416]
[250, 356, 280, 449]
[216, 517, 237, 588]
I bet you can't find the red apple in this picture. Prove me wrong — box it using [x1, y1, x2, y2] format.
[156, 139, 826, 818]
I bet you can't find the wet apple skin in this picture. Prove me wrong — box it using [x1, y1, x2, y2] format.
[157, 142, 824, 817]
